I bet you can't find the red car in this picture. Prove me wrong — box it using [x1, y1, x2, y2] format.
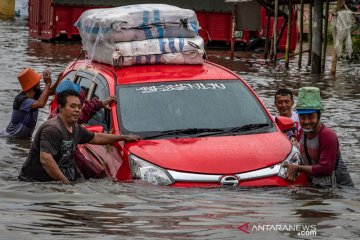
[51, 60, 307, 187]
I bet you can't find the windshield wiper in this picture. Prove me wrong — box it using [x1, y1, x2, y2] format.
[198, 123, 271, 137]
[227, 123, 271, 133]
[143, 128, 225, 140]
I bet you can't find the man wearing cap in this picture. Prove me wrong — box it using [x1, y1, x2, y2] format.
[284, 87, 354, 188]
[0, 67, 60, 138]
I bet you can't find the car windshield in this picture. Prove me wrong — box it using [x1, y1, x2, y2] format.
[118, 80, 274, 138]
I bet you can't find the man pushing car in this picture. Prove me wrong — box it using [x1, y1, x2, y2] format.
[18, 89, 139, 183]
[284, 87, 354, 188]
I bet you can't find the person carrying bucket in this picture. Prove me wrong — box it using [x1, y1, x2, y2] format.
[0, 67, 60, 138]
[284, 87, 354, 188]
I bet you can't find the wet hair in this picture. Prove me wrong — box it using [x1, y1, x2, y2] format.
[57, 89, 80, 109]
[275, 88, 294, 101]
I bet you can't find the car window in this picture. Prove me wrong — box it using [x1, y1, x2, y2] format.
[74, 70, 97, 99]
[118, 80, 273, 137]
[62, 71, 77, 82]
[76, 77, 92, 98]
[74, 70, 111, 131]
[92, 78, 108, 100]
[87, 74, 110, 131]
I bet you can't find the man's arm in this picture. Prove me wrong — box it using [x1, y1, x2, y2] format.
[285, 128, 339, 181]
[284, 164, 313, 181]
[79, 97, 104, 124]
[40, 151, 69, 183]
[30, 83, 51, 109]
[31, 69, 52, 109]
[49, 72, 63, 96]
[79, 95, 117, 124]
[89, 133, 140, 145]
[102, 96, 117, 109]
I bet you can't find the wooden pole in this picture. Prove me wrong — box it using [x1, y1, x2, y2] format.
[331, 0, 344, 75]
[322, 0, 330, 72]
[311, 0, 323, 74]
[307, 2, 313, 66]
[298, 0, 304, 68]
[230, 3, 237, 60]
[285, 1, 292, 69]
[0, 0, 15, 16]
[273, 0, 279, 64]
[264, 10, 271, 59]
[269, 36, 274, 60]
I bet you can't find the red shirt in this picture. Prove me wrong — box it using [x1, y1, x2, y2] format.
[299, 124, 339, 176]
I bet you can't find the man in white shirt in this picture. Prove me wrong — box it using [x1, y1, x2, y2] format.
[274, 88, 301, 145]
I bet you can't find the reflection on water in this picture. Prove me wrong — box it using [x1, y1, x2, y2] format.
[0, 17, 359, 239]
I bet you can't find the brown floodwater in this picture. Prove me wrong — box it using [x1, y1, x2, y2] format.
[0, 17, 359, 240]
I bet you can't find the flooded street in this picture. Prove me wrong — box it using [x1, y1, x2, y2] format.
[0, 17, 359, 239]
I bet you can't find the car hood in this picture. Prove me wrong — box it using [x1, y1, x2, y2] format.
[127, 132, 292, 174]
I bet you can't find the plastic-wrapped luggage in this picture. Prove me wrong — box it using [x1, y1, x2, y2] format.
[75, 4, 199, 42]
[75, 4, 206, 67]
[87, 36, 205, 67]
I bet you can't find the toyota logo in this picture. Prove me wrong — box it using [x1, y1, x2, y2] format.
[220, 175, 239, 186]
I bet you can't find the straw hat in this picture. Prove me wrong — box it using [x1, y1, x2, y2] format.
[17, 67, 42, 92]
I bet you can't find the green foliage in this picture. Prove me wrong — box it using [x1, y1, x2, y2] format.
[352, 33, 360, 61]
[326, 23, 333, 43]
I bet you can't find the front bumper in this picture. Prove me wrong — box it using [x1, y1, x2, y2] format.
[167, 169, 308, 187]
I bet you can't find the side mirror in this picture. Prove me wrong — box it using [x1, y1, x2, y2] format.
[275, 116, 295, 132]
[85, 125, 104, 133]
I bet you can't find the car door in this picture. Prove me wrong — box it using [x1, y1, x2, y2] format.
[74, 69, 125, 180]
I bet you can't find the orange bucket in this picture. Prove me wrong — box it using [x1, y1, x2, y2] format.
[17, 67, 42, 92]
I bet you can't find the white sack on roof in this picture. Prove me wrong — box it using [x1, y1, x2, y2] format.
[75, 4, 200, 43]
[87, 36, 205, 67]
[111, 51, 205, 67]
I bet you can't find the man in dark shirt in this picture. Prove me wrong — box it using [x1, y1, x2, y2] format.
[19, 89, 139, 183]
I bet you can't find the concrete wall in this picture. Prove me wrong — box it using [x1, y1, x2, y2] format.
[0, 0, 15, 16]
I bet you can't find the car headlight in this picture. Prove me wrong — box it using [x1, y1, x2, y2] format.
[277, 145, 303, 179]
[129, 155, 174, 186]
